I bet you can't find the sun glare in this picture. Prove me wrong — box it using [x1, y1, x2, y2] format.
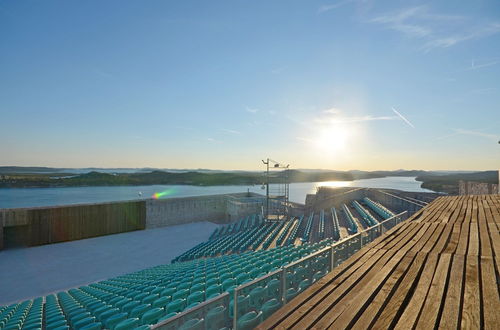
[314, 126, 350, 153]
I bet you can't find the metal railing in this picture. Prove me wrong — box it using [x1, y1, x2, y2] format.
[153, 211, 408, 330]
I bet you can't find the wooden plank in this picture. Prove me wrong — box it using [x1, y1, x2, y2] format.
[394, 253, 439, 329]
[415, 253, 452, 329]
[307, 224, 429, 329]
[352, 252, 427, 329]
[328, 251, 416, 329]
[438, 254, 465, 329]
[480, 256, 500, 329]
[257, 247, 379, 329]
[278, 248, 390, 329]
[461, 255, 481, 329]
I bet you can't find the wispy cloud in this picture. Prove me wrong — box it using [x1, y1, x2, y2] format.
[312, 107, 400, 125]
[317, 115, 397, 124]
[369, 5, 500, 52]
[465, 58, 500, 71]
[318, 0, 355, 14]
[437, 128, 499, 141]
[206, 137, 223, 143]
[220, 128, 241, 135]
[454, 128, 498, 140]
[245, 107, 259, 114]
[392, 107, 415, 128]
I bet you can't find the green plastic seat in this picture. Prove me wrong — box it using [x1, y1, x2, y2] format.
[177, 283, 191, 291]
[298, 279, 311, 292]
[114, 318, 140, 330]
[205, 284, 221, 298]
[237, 311, 263, 330]
[140, 308, 163, 326]
[142, 294, 159, 305]
[172, 289, 189, 301]
[129, 304, 151, 319]
[122, 301, 141, 314]
[160, 288, 176, 298]
[221, 279, 235, 291]
[98, 308, 120, 322]
[166, 299, 185, 314]
[235, 273, 249, 285]
[186, 291, 204, 306]
[265, 279, 280, 299]
[151, 296, 170, 309]
[105, 313, 127, 329]
[249, 286, 266, 308]
[73, 316, 96, 330]
[285, 288, 298, 302]
[157, 312, 177, 323]
[260, 298, 281, 319]
[206, 306, 226, 330]
[229, 295, 250, 318]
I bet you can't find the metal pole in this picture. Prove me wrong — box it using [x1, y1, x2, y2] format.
[280, 268, 287, 304]
[266, 159, 269, 221]
[233, 288, 238, 330]
[329, 246, 335, 271]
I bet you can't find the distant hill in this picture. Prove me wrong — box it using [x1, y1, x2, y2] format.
[416, 171, 498, 194]
[1, 166, 497, 193]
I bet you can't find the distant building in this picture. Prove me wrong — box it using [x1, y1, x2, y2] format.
[459, 180, 499, 195]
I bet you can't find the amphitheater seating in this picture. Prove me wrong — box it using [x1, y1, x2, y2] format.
[362, 197, 395, 219]
[275, 217, 296, 246]
[352, 200, 378, 227]
[301, 213, 314, 242]
[286, 215, 303, 245]
[330, 207, 341, 240]
[2, 238, 339, 330]
[342, 204, 359, 234]
[2, 197, 398, 330]
[318, 210, 325, 240]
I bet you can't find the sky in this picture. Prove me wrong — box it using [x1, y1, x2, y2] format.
[1, 0, 499, 171]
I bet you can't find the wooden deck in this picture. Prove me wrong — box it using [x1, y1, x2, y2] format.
[258, 195, 500, 329]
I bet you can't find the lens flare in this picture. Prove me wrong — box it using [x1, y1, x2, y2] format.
[152, 188, 175, 199]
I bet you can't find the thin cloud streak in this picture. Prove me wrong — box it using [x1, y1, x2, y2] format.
[245, 107, 259, 114]
[369, 5, 500, 52]
[453, 128, 498, 140]
[220, 129, 241, 134]
[392, 107, 415, 128]
[465, 58, 500, 71]
[318, 0, 355, 14]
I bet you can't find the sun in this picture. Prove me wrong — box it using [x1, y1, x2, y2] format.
[314, 125, 349, 153]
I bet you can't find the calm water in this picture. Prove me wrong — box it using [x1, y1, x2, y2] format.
[0, 176, 432, 209]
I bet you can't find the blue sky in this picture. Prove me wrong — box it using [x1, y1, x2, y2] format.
[1, 0, 499, 170]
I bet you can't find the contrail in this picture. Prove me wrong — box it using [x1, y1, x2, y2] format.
[392, 107, 415, 128]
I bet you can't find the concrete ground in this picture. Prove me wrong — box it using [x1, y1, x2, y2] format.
[0, 221, 219, 306]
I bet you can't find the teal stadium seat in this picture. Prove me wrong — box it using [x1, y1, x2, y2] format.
[261, 298, 281, 319]
[237, 311, 263, 330]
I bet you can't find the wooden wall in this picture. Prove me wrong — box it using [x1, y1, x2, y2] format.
[1, 201, 146, 248]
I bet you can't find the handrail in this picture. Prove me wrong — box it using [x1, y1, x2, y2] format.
[154, 210, 409, 329]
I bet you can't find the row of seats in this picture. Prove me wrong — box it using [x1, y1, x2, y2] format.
[275, 217, 296, 247]
[318, 210, 325, 240]
[261, 221, 287, 250]
[352, 200, 378, 227]
[331, 207, 341, 240]
[342, 204, 359, 234]
[286, 215, 304, 245]
[301, 213, 314, 242]
[1, 237, 340, 330]
[363, 197, 396, 219]
[0, 298, 42, 330]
